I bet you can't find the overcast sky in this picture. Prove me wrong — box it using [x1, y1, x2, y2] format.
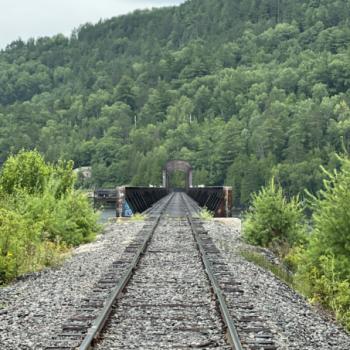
[0, 0, 185, 49]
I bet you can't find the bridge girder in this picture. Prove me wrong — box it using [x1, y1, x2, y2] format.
[163, 160, 193, 191]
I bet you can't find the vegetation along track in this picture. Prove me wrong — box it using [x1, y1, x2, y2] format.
[45, 193, 276, 350]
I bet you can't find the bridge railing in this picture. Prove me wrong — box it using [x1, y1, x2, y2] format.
[93, 186, 232, 217]
[187, 186, 232, 217]
[116, 187, 168, 217]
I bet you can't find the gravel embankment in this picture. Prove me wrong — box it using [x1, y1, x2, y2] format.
[0, 221, 144, 350]
[205, 219, 350, 350]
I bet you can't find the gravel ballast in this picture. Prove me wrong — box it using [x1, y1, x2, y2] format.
[1, 215, 350, 350]
[96, 218, 230, 349]
[204, 219, 350, 350]
[0, 221, 143, 350]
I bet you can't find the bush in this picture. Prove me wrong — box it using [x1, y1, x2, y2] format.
[243, 178, 305, 254]
[310, 255, 350, 329]
[289, 250, 350, 330]
[0, 207, 67, 284]
[52, 160, 76, 198]
[0, 208, 32, 282]
[0, 150, 100, 283]
[60, 191, 99, 245]
[0, 149, 51, 195]
[291, 155, 350, 330]
[17, 177, 99, 246]
[305, 155, 350, 279]
[199, 207, 214, 220]
[241, 161, 350, 331]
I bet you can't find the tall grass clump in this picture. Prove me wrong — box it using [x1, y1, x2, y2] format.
[0, 150, 99, 284]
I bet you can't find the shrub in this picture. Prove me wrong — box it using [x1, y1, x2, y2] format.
[0, 149, 51, 195]
[305, 155, 350, 280]
[292, 155, 350, 330]
[52, 160, 76, 198]
[0, 208, 32, 282]
[241, 160, 350, 331]
[0, 207, 67, 284]
[199, 207, 214, 220]
[291, 251, 350, 330]
[243, 178, 305, 254]
[19, 179, 99, 246]
[311, 255, 350, 327]
[0, 150, 100, 283]
[62, 191, 100, 245]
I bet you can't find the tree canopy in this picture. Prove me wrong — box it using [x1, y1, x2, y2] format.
[0, 0, 350, 205]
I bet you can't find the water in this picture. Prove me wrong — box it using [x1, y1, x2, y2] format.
[232, 208, 242, 219]
[98, 208, 116, 224]
[98, 207, 242, 224]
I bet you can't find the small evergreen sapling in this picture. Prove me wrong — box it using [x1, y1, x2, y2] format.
[243, 178, 305, 254]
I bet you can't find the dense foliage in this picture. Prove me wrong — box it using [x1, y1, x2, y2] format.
[305, 157, 350, 278]
[244, 155, 350, 330]
[0, 151, 99, 284]
[0, 0, 350, 205]
[0, 150, 51, 194]
[293, 155, 350, 328]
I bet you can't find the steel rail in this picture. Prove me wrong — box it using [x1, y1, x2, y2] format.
[78, 193, 174, 350]
[182, 194, 243, 350]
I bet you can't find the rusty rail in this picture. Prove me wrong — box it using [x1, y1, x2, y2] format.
[78, 194, 174, 350]
[182, 193, 243, 350]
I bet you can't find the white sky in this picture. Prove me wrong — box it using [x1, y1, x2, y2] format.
[0, 0, 185, 49]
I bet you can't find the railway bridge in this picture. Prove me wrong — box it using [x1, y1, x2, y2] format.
[46, 192, 276, 350]
[93, 160, 233, 217]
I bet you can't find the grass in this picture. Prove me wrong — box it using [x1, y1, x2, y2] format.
[240, 249, 295, 288]
[130, 213, 147, 221]
[199, 207, 214, 220]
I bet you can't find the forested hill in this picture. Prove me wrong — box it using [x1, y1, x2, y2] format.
[1, 0, 350, 205]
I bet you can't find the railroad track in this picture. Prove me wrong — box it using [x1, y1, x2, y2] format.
[45, 193, 276, 350]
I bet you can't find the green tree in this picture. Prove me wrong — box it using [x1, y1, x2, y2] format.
[115, 76, 136, 109]
[243, 178, 305, 252]
[306, 155, 350, 279]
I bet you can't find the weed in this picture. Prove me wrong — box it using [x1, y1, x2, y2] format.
[199, 207, 214, 220]
[130, 213, 147, 221]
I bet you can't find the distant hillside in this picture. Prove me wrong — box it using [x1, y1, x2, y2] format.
[0, 0, 350, 205]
